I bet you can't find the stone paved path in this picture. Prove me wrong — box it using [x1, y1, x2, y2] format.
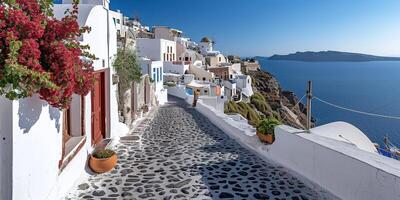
[66, 98, 335, 200]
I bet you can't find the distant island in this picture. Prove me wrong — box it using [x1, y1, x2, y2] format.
[267, 51, 400, 62]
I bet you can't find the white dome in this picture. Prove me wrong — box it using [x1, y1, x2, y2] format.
[310, 121, 378, 154]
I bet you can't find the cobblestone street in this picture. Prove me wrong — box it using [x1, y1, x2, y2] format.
[66, 98, 333, 200]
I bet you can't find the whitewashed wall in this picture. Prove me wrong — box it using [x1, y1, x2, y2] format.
[0, 97, 12, 200]
[189, 65, 214, 81]
[12, 96, 65, 200]
[199, 96, 225, 113]
[136, 38, 176, 62]
[271, 127, 400, 200]
[167, 85, 187, 99]
[106, 10, 121, 139]
[136, 39, 162, 61]
[5, 4, 125, 200]
[163, 62, 189, 74]
[157, 89, 168, 105]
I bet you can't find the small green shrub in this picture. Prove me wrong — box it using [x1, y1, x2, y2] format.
[92, 149, 115, 159]
[113, 48, 142, 112]
[257, 117, 282, 135]
[224, 101, 239, 113]
[224, 101, 261, 126]
[250, 92, 273, 115]
[164, 82, 176, 87]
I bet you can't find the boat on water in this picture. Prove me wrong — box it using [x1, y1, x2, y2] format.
[375, 136, 400, 160]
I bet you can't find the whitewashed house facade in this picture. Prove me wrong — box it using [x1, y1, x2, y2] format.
[136, 38, 177, 62]
[236, 75, 254, 98]
[139, 58, 168, 105]
[0, 1, 127, 200]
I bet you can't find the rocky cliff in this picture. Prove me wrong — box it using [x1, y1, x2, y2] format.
[225, 70, 312, 129]
[249, 70, 311, 129]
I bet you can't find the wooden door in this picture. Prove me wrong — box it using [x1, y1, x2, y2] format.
[91, 72, 105, 145]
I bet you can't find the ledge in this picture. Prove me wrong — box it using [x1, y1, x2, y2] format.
[58, 136, 86, 174]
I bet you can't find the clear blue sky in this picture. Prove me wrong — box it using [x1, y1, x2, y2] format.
[109, 0, 400, 57]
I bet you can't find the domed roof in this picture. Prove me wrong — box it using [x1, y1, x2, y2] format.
[310, 121, 378, 154]
[201, 37, 212, 43]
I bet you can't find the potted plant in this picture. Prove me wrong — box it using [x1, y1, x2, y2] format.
[142, 104, 149, 113]
[89, 148, 117, 173]
[256, 117, 282, 144]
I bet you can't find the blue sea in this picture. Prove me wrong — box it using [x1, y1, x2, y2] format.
[259, 59, 400, 147]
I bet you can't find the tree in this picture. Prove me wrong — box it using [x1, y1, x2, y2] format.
[113, 48, 142, 109]
[0, 0, 95, 109]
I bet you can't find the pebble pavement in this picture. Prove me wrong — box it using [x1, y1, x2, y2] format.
[65, 98, 335, 200]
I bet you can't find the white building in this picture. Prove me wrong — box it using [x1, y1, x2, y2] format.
[109, 9, 127, 38]
[153, 26, 182, 41]
[177, 44, 204, 65]
[163, 62, 190, 75]
[136, 38, 177, 62]
[205, 51, 228, 66]
[139, 58, 168, 105]
[189, 65, 215, 82]
[223, 80, 237, 100]
[0, 1, 127, 200]
[236, 75, 254, 98]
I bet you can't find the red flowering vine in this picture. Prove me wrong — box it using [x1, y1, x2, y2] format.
[0, 0, 95, 109]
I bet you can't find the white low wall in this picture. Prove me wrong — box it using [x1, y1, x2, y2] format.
[168, 85, 225, 112]
[270, 127, 400, 200]
[0, 97, 12, 200]
[167, 85, 187, 99]
[198, 96, 225, 113]
[157, 88, 168, 105]
[194, 100, 400, 200]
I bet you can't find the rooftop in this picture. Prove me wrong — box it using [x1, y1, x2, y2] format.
[201, 37, 213, 43]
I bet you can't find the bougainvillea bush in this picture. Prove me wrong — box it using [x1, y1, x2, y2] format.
[0, 0, 95, 109]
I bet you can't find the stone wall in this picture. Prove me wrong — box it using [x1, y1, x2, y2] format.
[120, 74, 157, 127]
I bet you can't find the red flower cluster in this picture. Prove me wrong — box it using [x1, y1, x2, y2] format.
[0, 0, 95, 109]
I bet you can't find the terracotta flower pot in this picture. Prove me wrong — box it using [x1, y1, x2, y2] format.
[89, 154, 117, 173]
[256, 131, 274, 144]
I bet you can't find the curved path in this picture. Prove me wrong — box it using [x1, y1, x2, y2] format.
[66, 98, 334, 200]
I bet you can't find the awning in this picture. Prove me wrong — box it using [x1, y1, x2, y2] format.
[186, 81, 209, 89]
